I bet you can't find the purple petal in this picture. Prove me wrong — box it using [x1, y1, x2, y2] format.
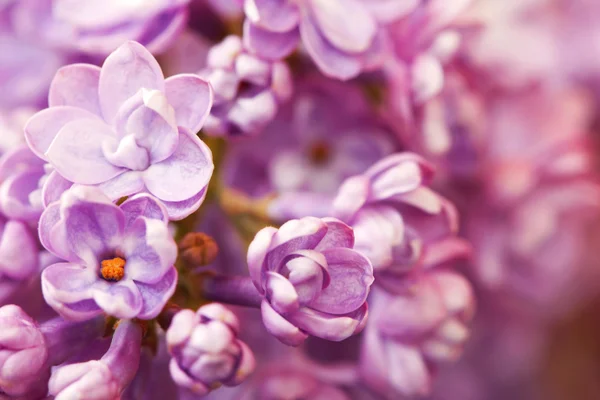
[46, 119, 124, 185]
[143, 127, 213, 202]
[244, 0, 300, 32]
[247, 226, 278, 292]
[299, 14, 362, 80]
[288, 303, 368, 341]
[42, 170, 73, 207]
[265, 217, 328, 272]
[310, 248, 373, 314]
[308, 0, 377, 53]
[120, 194, 169, 228]
[122, 218, 176, 284]
[24, 107, 102, 160]
[243, 21, 299, 61]
[136, 267, 177, 319]
[49, 64, 102, 116]
[159, 187, 208, 221]
[63, 191, 125, 266]
[41, 263, 101, 321]
[411, 54, 444, 104]
[331, 175, 370, 222]
[314, 218, 355, 251]
[284, 252, 326, 305]
[98, 41, 165, 123]
[260, 300, 308, 346]
[265, 271, 299, 314]
[39, 203, 72, 261]
[226, 90, 278, 134]
[94, 171, 144, 201]
[165, 74, 213, 134]
[0, 221, 38, 280]
[92, 279, 143, 319]
[0, 169, 44, 221]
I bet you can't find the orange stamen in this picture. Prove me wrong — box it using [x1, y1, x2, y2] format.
[101, 257, 126, 282]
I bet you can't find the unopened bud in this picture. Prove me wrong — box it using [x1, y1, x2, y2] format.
[178, 232, 219, 267]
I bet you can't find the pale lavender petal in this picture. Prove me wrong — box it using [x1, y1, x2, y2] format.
[243, 21, 299, 61]
[120, 194, 169, 228]
[288, 303, 368, 341]
[122, 218, 177, 284]
[0, 221, 38, 280]
[165, 74, 213, 134]
[24, 107, 101, 160]
[314, 218, 355, 251]
[41, 263, 101, 321]
[260, 300, 308, 346]
[247, 226, 278, 292]
[95, 171, 144, 201]
[244, 0, 300, 32]
[143, 127, 213, 202]
[310, 248, 373, 314]
[41, 170, 73, 208]
[49, 64, 102, 116]
[265, 271, 299, 314]
[92, 279, 143, 319]
[46, 119, 124, 185]
[265, 217, 327, 272]
[159, 186, 208, 221]
[299, 14, 362, 80]
[308, 0, 377, 53]
[136, 267, 177, 319]
[98, 41, 165, 123]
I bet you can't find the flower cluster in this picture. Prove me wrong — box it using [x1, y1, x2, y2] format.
[1, 1, 599, 399]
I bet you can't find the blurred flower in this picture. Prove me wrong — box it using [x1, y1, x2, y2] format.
[247, 216, 373, 345]
[201, 35, 292, 137]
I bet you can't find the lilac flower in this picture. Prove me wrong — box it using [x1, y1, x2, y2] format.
[247, 216, 374, 346]
[0, 304, 106, 397]
[242, 0, 387, 80]
[331, 153, 468, 281]
[201, 35, 292, 137]
[39, 186, 177, 321]
[360, 270, 475, 397]
[25, 41, 214, 220]
[223, 77, 395, 208]
[49, 319, 143, 399]
[166, 303, 256, 396]
[49, 0, 191, 56]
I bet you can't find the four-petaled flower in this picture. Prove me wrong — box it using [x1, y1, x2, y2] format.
[39, 186, 177, 321]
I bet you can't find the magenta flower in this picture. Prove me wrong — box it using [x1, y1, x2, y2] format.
[201, 35, 292, 137]
[48, 320, 143, 399]
[166, 303, 256, 396]
[360, 270, 475, 397]
[25, 41, 214, 220]
[39, 186, 177, 321]
[247, 216, 374, 345]
[243, 0, 386, 80]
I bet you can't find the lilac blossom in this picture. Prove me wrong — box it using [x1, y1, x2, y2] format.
[331, 153, 469, 282]
[201, 35, 292, 137]
[39, 186, 177, 321]
[247, 216, 374, 345]
[0, 304, 106, 397]
[166, 303, 256, 396]
[48, 319, 143, 399]
[242, 0, 388, 80]
[25, 40, 214, 220]
[361, 270, 475, 397]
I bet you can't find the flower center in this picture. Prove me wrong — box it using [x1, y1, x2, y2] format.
[308, 141, 331, 165]
[100, 257, 126, 282]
